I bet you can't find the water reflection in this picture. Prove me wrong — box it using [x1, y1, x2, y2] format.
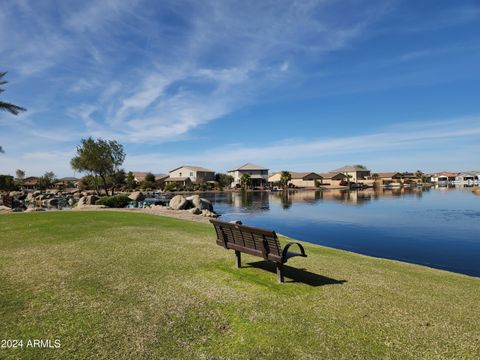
[202, 187, 435, 211]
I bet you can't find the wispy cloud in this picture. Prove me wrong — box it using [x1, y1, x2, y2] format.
[123, 116, 480, 173]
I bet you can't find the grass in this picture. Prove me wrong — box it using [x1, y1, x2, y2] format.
[0, 211, 479, 359]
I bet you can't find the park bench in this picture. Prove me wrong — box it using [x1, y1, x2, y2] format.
[210, 219, 307, 283]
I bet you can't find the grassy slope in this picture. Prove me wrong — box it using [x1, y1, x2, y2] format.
[0, 212, 478, 360]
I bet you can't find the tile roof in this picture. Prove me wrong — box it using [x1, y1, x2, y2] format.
[228, 163, 269, 171]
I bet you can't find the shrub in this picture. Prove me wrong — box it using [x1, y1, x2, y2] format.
[95, 195, 130, 208]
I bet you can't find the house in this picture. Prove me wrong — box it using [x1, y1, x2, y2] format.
[331, 165, 371, 183]
[317, 172, 347, 188]
[55, 177, 79, 189]
[164, 176, 193, 189]
[268, 172, 322, 188]
[168, 165, 215, 184]
[131, 172, 167, 185]
[22, 176, 40, 190]
[228, 163, 269, 188]
[455, 172, 477, 185]
[431, 172, 457, 184]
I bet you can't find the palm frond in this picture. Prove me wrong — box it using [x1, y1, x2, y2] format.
[0, 101, 27, 115]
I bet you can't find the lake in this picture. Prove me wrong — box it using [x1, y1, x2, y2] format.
[197, 187, 480, 277]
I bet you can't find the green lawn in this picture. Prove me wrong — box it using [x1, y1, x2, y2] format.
[0, 212, 479, 359]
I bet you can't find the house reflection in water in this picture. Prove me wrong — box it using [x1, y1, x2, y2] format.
[196, 187, 431, 214]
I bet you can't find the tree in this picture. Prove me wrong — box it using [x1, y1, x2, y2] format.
[38, 171, 56, 189]
[15, 169, 25, 180]
[145, 172, 155, 182]
[126, 171, 136, 190]
[279, 171, 292, 190]
[71, 137, 125, 196]
[240, 173, 251, 190]
[372, 173, 379, 180]
[108, 169, 126, 195]
[1, 72, 26, 154]
[215, 173, 234, 188]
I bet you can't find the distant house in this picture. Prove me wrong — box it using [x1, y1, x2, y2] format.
[431, 172, 457, 184]
[164, 177, 193, 189]
[318, 172, 347, 187]
[22, 176, 40, 190]
[455, 172, 477, 185]
[269, 172, 322, 188]
[331, 165, 371, 183]
[228, 163, 269, 188]
[55, 177, 79, 189]
[131, 172, 166, 184]
[168, 165, 215, 184]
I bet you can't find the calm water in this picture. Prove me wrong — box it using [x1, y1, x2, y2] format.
[197, 187, 480, 277]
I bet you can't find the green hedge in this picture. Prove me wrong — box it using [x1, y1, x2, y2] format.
[95, 195, 131, 208]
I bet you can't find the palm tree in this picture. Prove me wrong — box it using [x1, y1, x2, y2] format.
[1, 72, 26, 154]
[0, 72, 26, 115]
[240, 174, 251, 190]
[280, 171, 292, 190]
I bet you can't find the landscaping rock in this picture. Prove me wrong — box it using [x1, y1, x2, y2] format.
[201, 209, 219, 218]
[169, 195, 188, 210]
[128, 191, 145, 201]
[188, 207, 202, 215]
[77, 195, 98, 208]
[0, 205, 12, 211]
[72, 204, 106, 210]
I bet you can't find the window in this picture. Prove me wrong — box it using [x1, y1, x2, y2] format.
[190, 172, 194, 176]
[179, 172, 182, 176]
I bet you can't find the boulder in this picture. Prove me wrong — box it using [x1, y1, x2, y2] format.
[0, 205, 12, 211]
[169, 195, 188, 210]
[46, 198, 59, 208]
[128, 191, 145, 202]
[77, 195, 98, 208]
[202, 209, 219, 218]
[188, 207, 202, 215]
[33, 191, 41, 197]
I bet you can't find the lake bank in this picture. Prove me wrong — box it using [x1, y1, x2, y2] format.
[1, 211, 479, 359]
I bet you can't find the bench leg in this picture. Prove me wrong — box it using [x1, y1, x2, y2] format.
[235, 250, 241, 268]
[276, 263, 284, 283]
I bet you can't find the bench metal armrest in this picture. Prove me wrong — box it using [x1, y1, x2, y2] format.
[282, 242, 307, 263]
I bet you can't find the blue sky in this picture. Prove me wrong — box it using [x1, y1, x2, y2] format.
[1, 0, 479, 176]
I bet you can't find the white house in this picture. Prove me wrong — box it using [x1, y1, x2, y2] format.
[168, 165, 215, 184]
[455, 172, 477, 185]
[227, 163, 269, 188]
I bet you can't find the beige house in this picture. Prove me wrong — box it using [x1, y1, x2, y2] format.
[318, 172, 348, 188]
[168, 165, 215, 184]
[164, 177, 193, 189]
[269, 172, 322, 188]
[228, 163, 269, 188]
[332, 165, 371, 183]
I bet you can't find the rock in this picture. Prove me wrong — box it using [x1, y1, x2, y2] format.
[68, 198, 75, 206]
[25, 207, 46, 212]
[9, 191, 22, 197]
[33, 191, 41, 196]
[0, 205, 12, 211]
[46, 198, 59, 208]
[26, 193, 34, 201]
[229, 220, 243, 225]
[202, 209, 219, 218]
[128, 191, 145, 201]
[77, 195, 98, 208]
[188, 207, 202, 215]
[169, 195, 189, 210]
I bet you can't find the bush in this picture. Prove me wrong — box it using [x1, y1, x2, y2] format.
[95, 195, 130, 208]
